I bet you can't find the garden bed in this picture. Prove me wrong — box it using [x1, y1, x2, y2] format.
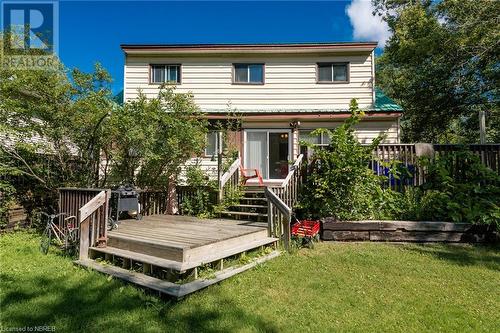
[321, 219, 497, 243]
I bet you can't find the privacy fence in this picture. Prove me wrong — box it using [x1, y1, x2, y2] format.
[351, 143, 500, 192]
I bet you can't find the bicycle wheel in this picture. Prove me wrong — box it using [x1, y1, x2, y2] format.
[40, 226, 52, 255]
[107, 217, 118, 231]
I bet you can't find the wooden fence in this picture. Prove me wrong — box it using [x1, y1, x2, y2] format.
[138, 190, 169, 216]
[58, 188, 107, 239]
[176, 186, 218, 215]
[370, 144, 500, 190]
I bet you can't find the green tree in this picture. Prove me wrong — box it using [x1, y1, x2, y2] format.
[0, 58, 115, 215]
[106, 86, 207, 188]
[1, 37, 208, 221]
[299, 100, 388, 220]
[373, 0, 499, 143]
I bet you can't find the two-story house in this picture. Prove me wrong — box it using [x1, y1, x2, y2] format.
[121, 42, 402, 183]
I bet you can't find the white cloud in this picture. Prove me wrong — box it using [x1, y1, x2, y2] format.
[346, 0, 391, 48]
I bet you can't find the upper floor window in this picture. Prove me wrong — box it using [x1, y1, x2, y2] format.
[317, 63, 349, 83]
[151, 64, 181, 84]
[233, 64, 264, 84]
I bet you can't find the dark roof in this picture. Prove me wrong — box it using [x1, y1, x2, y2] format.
[121, 41, 377, 48]
[374, 88, 403, 112]
[121, 42, 378, 53]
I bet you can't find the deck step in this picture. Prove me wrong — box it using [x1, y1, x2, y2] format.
[89, 246, 183, 271]
[243, 190, 265, 194]
[232, 204, 268, 209]
[107, 234, 185, 261]
[220, 211, 268, 217]
[75, 250, 280, 299]
[240, 197, 267, 202]
[95, 235, 278, 272]
[75, 259, 181, 296]
[183, 236, 279, 269]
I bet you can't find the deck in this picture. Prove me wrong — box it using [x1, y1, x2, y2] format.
[76, 214, 279, 298]
[105, 215, 274, 270]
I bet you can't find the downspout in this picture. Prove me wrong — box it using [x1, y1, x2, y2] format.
[371, 50, 376, 105]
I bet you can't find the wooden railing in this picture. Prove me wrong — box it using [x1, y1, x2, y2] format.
[265, 188, 292, 249]
[370, 143, 500, 190]
[58, 188, 108, 240]
[219, 157, 240, 202]
[138, 190, 169, 216]
[77, 190, 110, 260]
[269, 154, 304, 207]
[434, 144, 500, 172]
[265, 154, 304, 250]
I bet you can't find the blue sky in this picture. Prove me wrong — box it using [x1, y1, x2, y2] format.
[57, 1, 389, 93]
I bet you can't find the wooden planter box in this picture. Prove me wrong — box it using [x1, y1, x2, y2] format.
[1, 205, 28, 231]
[321, 219, 497, 243]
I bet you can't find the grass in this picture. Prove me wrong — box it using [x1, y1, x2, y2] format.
[1, 231, 499, 333]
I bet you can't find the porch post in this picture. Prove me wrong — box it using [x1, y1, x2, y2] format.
[217, 131, 223, 203]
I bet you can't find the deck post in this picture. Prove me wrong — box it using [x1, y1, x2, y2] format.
[79, 217, 89, 260]
[215, 259, 224, 271]
[217, 131, 223, 203]
[143, 263, 152, 275]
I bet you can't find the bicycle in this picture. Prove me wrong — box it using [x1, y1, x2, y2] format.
[40, 212, 77, 254]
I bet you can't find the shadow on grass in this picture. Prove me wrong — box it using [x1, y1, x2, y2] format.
[400, 243, 500, 272]
[2, 268, 279, 333]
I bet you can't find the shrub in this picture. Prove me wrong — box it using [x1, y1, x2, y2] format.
[298, 100, 500, 229]
[299, 100, 391, 220]
[180, 165, 217, 218]
[400, 151, 500, 228]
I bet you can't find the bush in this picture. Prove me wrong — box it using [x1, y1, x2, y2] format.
[299, 100, 392, 220]
[298, 99, 500, 230]
[399, 151, 500, 228]
[180, 165, 217, 218]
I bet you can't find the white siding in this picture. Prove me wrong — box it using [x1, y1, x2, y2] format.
[178, 157, 219, 184]
[124, 54, 374, 111]
[355, 121, 400, 144]
[298, 120, 400, 144]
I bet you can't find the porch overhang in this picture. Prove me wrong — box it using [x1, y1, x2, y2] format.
[204, 111, 403, 122]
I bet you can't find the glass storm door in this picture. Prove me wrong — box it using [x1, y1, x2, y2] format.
[245, 130, 290, 180]
[245, 132, 268, 179]
[268, 132, 290, 179]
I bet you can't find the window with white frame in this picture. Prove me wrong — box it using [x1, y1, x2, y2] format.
[205, 132, 227, 156]
[205, 132, 218, 156]
[299, 130, 331, 147]
[151, 64, 181, 84]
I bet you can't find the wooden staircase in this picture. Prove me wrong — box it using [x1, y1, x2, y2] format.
[220, 186, 268, 222]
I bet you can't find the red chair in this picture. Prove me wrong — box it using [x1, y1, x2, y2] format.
[240, 165, 264, 186]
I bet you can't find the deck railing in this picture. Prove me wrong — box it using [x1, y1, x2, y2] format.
[219, 157, 240, 202]
[76, 189, 110, 260]
[265, 187, 292, 249]
[265, 154, 304, 250]
[268, 154, 304, 207]
[137, 190, 169, 216]
[58, 188, 108, 240]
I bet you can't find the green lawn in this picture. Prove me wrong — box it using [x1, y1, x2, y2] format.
[1, 232, 499, 333]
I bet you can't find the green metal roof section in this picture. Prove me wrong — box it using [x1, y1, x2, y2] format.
[373, 88, 403, 112]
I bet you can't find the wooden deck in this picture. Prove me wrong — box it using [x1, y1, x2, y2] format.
[76, 214, 279, 297]
[102, 215, 274, 271]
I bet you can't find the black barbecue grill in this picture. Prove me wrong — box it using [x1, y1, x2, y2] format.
[111, 184, 142, 222]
